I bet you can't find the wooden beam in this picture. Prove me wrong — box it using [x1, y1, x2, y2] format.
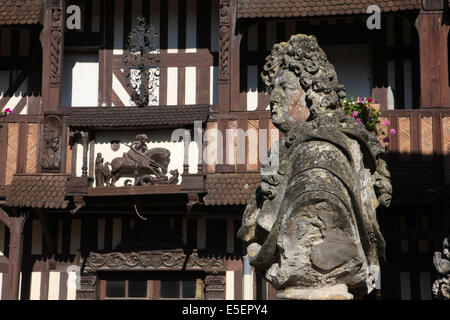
[5, 211, 27, 300]
[88, 185, 182, 197]
[415, 10, 450, 108]
[37, 209, 55, 258]
[0, 207, 11, 229]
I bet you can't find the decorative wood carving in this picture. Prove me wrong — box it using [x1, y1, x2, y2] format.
[205, 272, 226, 300]
[95, 153, 112, 187]
[40, 115, 63, 172]
[49, 8, 63, 86]
[100, 134, 179, 187]
[219, 0, 231, 82]
[123, 17, 160, 107]
[82, 250, 225, 272]
[76, 273, 97, 300]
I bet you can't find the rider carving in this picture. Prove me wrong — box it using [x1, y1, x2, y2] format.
[124, 134, 150, 168]
[96, 134, 179, 187]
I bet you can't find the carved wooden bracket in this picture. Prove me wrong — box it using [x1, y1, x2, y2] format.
[205, 271, 226, 300]
[76, 273, 98, 300]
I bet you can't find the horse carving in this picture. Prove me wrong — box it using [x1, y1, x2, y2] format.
[98, 134, 179, 187]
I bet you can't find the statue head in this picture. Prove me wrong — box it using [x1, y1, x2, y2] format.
[262, 34, 347, 133]
[136, 134, 148, 144]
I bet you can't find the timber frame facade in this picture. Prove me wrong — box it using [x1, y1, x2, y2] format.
[0, 0, 449, 300]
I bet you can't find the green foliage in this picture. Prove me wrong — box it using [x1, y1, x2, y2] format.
[341, 93, 382, 134]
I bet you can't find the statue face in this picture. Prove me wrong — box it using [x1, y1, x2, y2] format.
[270, 69, 310, 133]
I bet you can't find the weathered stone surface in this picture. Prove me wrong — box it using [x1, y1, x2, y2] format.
[278, 284, 353, 301]
[432, 238, 450, 300]
[237, 34, 392, 299]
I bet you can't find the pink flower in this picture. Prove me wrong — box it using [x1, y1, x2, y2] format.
[357, 118, 363, 123]
[382, 120, 391, 126]
[352, 111, 359, 117]
[358, 98, 364, 103]
[368, 97, 373, 103]
[390, 129, 396, 135]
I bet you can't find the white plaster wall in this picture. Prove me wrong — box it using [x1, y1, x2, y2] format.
[247, 65, 258, 111]
[185, 67, 196, 105]
[62, 53, 99, 107]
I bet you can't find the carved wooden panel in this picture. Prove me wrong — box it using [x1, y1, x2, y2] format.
[49, 7, 63, 86]
[421, 117, 433, 161]
[40, 115, 63, 172]
[205, 272, 226, 300]
[25, 123, 38, 174]
[219, 0, 231, 82]
[6, 123, 18, 185]
[82, 250, 225, 272]
[76, 274, 97, 301]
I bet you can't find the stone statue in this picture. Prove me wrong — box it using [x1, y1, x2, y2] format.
[237, 34, 392, 300]
[432, 238, 450, 300]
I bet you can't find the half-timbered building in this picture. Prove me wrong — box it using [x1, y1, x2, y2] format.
[0, 0, 449, 300]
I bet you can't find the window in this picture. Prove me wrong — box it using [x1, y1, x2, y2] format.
[105, 279, 148, 299]
[100, 272, 204, 300]
[160, 279, 197, 299]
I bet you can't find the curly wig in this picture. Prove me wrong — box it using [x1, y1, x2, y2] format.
[261, 34, 347, 117]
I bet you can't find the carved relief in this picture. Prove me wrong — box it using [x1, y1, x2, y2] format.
[95, 153, 111, 187]
[82, 250, 225, 272]
[205, 272, 226, 300]
[76, 274, 97, 301]
[97, 134, 179, 187]
[110, 140, 121, 152]
[124, 17, 160, 107]
[41, 115, 62, 171]
[49, 8, 63, 86]
[219, 0, 231, 81]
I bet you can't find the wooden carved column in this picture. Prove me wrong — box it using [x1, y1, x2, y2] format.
[218, 0, 233, 114]
[41, 0, 65, 112]
[5, 212, 28, 300]
[80, 131, 89, 178]
[205, 271, 226, 300]
[76, 273, 98, 300]
[415, 1, 450, 108]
